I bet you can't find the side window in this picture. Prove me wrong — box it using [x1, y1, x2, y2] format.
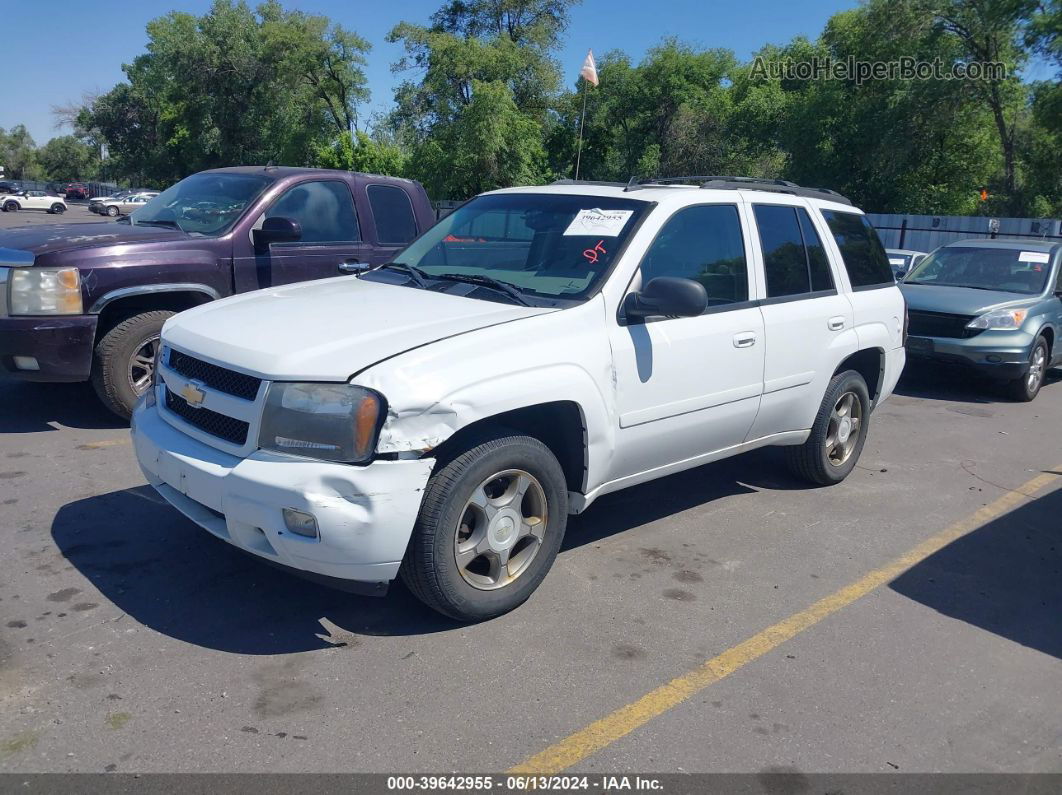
[638, 204, 749, 306]
[367, 184, 418, 246]
[266, 181, 359, 244]
[754, 205, 811, 298]
[797, 208, 835, 291]
[821, 209, 894, 287]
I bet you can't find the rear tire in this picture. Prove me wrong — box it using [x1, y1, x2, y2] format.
[1006, 335, 1049, 402]
[3, 201, 18, 212]
[401, 432, 568, 621]
[786, 370, 871, 486]
[91, 310, 173, 419]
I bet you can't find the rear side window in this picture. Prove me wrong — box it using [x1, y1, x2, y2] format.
[754, 204, 836, 298]
[821, 210, 894, 287]
[639, 204, 749, 305]
[368, 184, 418, 245]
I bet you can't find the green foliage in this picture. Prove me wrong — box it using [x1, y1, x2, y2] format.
[75, 0, 371, 185]
[314, 130, 407, 175]
[0, 125, 40, 180]
[35, 136, 100, 181]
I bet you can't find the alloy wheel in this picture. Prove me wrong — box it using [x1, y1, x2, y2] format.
[128, 335, 160, 394]
[1027, 345, 1046, 392]
[453, 469, 548, 590]
[825, 391, 862, 467]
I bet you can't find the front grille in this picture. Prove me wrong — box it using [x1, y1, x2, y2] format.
[167, 349, 261, 400]
[907, 310, 983, 339]
[165, 388, 249, 445]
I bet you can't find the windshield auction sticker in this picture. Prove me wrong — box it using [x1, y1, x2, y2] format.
[1018, 251, 1050, 264]
[564, 208, 635, 237]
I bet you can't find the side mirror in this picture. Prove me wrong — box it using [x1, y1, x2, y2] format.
[253, 216, 302, 248]
[623, 277, 708, 321]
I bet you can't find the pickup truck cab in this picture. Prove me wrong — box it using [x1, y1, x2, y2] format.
[0, 166, 434, 416]
[131, 177, 907, 621]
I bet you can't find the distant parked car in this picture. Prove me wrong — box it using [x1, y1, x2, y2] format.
[901, 238, 1062, 401]
[89, 190, 136, 214]
[65, 183, 90, 200]
[1, 190, 67, 214]
[885, 248, 927, 280]
[0, 180, 23, 195]
[98, 191, 160, 217]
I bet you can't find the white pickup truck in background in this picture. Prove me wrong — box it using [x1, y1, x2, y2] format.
[131, 176, 907, 621]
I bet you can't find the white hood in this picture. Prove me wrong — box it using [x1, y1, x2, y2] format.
[162, 276, 552, 381]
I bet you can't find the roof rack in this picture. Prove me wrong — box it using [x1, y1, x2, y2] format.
[625, 175, 853, 205]
[550, 179, 629, 188]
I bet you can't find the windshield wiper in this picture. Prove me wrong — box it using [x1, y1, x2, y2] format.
[433, 273, 531, 306]
[135, 218, 185, 233]
[360, 261, 430, 288]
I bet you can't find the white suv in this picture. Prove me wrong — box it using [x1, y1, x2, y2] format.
[131, 177, 906, 621]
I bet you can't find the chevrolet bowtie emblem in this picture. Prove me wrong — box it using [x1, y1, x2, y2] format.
[181, 382, 206, 407]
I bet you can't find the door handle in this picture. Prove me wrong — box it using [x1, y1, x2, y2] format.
[337, 260, 365, 274]
[733, 332, 757, 348]
[827, 316, 846, 331]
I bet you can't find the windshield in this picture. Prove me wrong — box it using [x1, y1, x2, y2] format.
[129, 172, 271, 236]
[905, 247, 1053, 295]
[386, 193, 651, 303]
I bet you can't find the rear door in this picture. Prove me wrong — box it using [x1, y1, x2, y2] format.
[362, 183, 422, 265]
[241, 178, 371, 288]
[746, 198, 858, 439]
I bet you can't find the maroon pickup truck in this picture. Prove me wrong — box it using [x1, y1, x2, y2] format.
[0, 166, 435, 416]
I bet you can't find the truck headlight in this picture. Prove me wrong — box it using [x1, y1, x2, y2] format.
[9, 268, 83, 315]
[966, 307, 1028, 330]
[258, 383, 384, 464]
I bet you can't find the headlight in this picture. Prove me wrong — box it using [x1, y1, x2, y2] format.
[258, 383, 384, 464]
[966, 307, 1028, 330]
[9, 268, 83, 315]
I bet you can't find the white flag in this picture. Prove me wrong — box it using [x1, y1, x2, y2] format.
[580, 49, 599, 86]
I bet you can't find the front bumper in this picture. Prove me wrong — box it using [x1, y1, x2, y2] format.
[0, 315, 97, 381]
[905, 330, 1033, 381]
[131, 402, 434, 590]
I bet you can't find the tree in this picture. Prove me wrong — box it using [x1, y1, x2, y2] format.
[0, 126, 40, 180]
[36, 136, 100, 181]
[314, 129, 407, 175]
[387, 0, 574, 197]
[75, 0, 371, 184]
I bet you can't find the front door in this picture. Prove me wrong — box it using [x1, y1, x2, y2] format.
[607, 203, 765, 481]
[236, 179, 370, 289]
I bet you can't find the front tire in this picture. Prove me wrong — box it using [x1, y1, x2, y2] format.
[3, 201, 18, 212]
[91, 310, 174, 419]
[401, 433, 569, 621]
[106, 205, 119, 217]
[1006, 335, 1049, 402]
[50, 203, 65, 214]
[786, 370, 871, 486]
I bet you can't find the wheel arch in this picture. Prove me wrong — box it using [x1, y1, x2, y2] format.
[91, 285, 218, 338]
[834, 347, 885, 403]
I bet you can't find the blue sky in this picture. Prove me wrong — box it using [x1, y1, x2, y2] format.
[4, 0, 865, 143]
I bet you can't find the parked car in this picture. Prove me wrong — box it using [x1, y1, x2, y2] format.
[96, 191, 160, 217]
[64, 183, 90, 200]
[1, 190, 67, 214]
[129, 176, 907, 621]
[901, 238, 1062, 401]
[89, 190, 135, 214]
[0, 166, 434, 417]
[0, 180, 23, 195]
[885, 248, 927, 280]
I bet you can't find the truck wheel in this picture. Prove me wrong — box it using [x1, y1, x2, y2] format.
[107, 205, 119, 217]
[401, 433, 568, 621]
[1006, 336, 1048, 402]
[91, 310, 174, 419]
[786, 370, 871, 486]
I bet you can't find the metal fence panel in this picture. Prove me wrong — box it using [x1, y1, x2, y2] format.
[867, 213, 1061, 252]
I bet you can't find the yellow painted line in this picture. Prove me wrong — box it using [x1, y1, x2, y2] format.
[510, 467, 1062, 774]
[76, 439, 129, 450]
